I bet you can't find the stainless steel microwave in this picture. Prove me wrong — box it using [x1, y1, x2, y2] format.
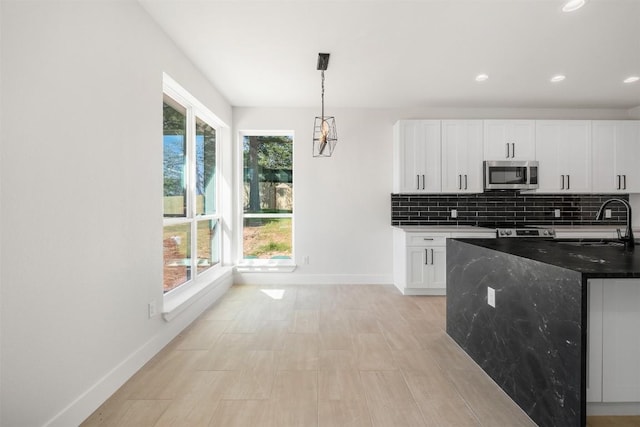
[484, 161, 539, 190]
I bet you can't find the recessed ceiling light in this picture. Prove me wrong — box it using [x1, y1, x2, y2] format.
[623, 76, 640, 83]
[550, 75, 566, 83]
[475, 74, 489, 82]
[562, 0, 586, 12]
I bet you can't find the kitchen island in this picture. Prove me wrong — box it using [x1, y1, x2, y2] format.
[446, 238, 640, 427]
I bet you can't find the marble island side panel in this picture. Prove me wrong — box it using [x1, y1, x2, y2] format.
[446, 239, 585, 427]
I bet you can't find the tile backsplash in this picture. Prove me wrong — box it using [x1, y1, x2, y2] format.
[391, 191, 628, 226]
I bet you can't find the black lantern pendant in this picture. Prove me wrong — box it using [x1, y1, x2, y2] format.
[313, 53, 337, 157]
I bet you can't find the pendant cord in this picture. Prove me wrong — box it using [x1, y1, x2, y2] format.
[321, 70, 325, 119]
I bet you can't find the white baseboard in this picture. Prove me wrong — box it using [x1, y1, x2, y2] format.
[587, 402, 640, 416]
[233, 272, 393, 286]
[398, 286, 446, 296]
[45, 274, 233, 427]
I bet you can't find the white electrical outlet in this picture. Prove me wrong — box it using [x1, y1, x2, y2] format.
[487, 287, 496, 308]
[451, 209, 458, 218]
[605, 209, 612, 219]
[554, 209, 561, 218]
[148, 301, 157, 318]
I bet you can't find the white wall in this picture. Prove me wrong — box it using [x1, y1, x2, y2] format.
[234, 108, 396, 285]
[233, 106, 632, 286]
[0, 1, 232, 426]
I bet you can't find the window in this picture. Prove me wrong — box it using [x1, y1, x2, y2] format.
[163, 85, 221, 293]
[240, 133, 293, 265]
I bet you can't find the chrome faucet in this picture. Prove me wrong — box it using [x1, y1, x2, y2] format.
[595, 198, 634, 249]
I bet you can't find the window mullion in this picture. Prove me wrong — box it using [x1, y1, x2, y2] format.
[186, 106, 198, 277]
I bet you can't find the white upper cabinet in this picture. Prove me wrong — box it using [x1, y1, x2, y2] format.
[393, 120, 441, 193]
[441, 120, 484, 193]
[483, 120, 536, 160]
[535, 121, 592, 193]
[592, 121, 640, 193]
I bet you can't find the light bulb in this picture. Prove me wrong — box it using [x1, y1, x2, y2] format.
[318, 119, 330, 154]
[562, 0, 586, 12]
[321, 119, 329, 142]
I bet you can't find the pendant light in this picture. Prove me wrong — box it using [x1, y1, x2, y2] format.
[313, 53, 337, 157]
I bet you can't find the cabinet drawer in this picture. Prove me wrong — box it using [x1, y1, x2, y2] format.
[407, 235, 447, 246]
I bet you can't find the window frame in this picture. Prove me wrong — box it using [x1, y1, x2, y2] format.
[163, 74, 224, 297]
[236, 130, 295, 271]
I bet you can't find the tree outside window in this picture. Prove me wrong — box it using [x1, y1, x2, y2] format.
[242, 134, 293, 261]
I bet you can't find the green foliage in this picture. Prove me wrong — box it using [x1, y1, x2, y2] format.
[243, 135, 293, 170]
[253, 241, 290, 256]
[163, 102, 186, 197]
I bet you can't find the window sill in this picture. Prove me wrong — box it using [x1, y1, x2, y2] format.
[235, 260, 297, 273]
[162, 266, 233, 322]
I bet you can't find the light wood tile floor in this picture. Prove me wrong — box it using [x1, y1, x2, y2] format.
[81, 284, 637, 426]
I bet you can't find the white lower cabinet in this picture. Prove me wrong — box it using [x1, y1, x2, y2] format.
[588, 279, 640, 407]
[393, 229, 494, 295]
[406, 244, 447, 290]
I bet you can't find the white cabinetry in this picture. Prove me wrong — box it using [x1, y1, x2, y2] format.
[592, 121, 640, 193]
[441, 120, 484, 193]
[535, 121, 591, 193]
[406, 241, 447, 290]
[483, 120, 535, 160]
[602, 279, 640, 402]
[588, 279, 640, 407]
[393, 120, 441, 193]
[394, 231, 448, 295]
[393, 229, 495, 295]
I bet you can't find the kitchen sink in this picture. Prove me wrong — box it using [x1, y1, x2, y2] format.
[556, 240, 625, 248]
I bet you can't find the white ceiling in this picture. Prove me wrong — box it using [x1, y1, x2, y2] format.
[139, 0, 640, 110]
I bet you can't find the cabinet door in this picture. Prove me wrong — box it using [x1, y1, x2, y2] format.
[587, 279, 604, 403]
[393, 120, 441, 193]
[426, 246, 447, 289]
[615, 122, 640, 192]
[592, 122, 617, 192]
[407, 247, 429, 288]
[602, 279, 640, 402]
[536, 121, 591, 193]
[592, 121, 640, 193]
[406, 246, 446, 289]
[484, 120, 535, 160]
[441, 120, 483, 193]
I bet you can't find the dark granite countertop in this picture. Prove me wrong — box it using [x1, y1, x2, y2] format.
[453, 238, 640, 278]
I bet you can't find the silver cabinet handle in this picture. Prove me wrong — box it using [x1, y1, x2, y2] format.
[512, 142, 515, 158]
[617, 175, 621, 190]
[423, 238, 434, 241]
[422, 174, 425, 190]
[431, 249, 434, 265]
[464, 175, 468, 190]
[623, 174, 627, 190]
[458, 174, 462, 190]
[505, 143, 510, 158]
[567, 174, 570, 190]
[561, 175, 565, 190]
[425, 249, 429, 265]
[417, 175, 420, 190]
